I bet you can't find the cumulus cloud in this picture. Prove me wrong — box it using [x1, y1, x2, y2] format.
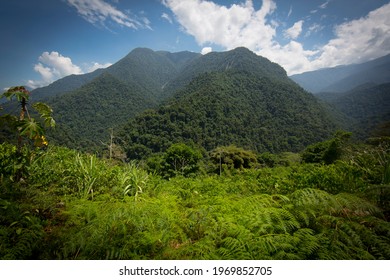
[27, 52, 83, 89]
[162, 0, 276, 51]
[87, 62, 113, 72]
[27, 51, 111, 89]
[201, 47, 213, 55]
[67, 0, 151, 30]
[312, 2, 390, 69]
[284, 20, 304, 39]
[164, 0, 390, 75]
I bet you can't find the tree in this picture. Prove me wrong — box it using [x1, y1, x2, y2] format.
[301, 131, 351, 164]
[1, 86, 55, 150]
[0, 86, 55, 181]
[162, 143, 202, 177]
[209, 145, 257, 174]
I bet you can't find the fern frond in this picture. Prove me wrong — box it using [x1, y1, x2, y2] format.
[333, 193, 382, 217]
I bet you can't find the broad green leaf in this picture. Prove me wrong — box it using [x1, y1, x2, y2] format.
[32, 102, 56, 128]
[1, 86, 30, 102]
[19, 118, 44, 139]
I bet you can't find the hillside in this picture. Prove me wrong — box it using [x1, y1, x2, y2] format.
[30, 48, 199, 101]
[290, 54, 390, 93]
[2, 47, 338, 153]
[104, 48, 199, 99]
[2, 48, 200, 150]
[29, 69, 105, 101]
[119, 68, 336, 159]
[46, 73, 156, 150]
[162, 47, 288, 98]
[317, 83, 390, 139]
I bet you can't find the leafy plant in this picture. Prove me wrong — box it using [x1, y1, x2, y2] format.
[1, 86, 55, 150]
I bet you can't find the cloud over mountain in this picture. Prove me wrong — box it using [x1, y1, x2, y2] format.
[164, 0, 390, 75]
[27, 51, 111, 89]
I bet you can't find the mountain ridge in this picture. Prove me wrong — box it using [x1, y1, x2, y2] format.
[2, 47, 339, 154]
[290, 54, 390, 93]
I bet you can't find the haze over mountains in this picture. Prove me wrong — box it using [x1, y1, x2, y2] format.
[290, 53, 390, 139]
[2, 47, 389, 156]
[290, 54, 390, 94]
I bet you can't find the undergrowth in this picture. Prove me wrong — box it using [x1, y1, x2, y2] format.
[1, 143, 389, 260]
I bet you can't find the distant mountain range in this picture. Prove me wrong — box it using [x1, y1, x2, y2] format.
[290, 54, 390, 93]
[290, 54, 390, 139]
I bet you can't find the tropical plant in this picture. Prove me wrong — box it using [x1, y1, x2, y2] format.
[1, 86, 55, 150]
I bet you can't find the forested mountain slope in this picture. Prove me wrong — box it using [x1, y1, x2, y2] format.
[119, 68, 336, 159]
[317, 83, 390, 139]
[46, 73, 156, 150]
[29, 69, 105, 101]
[162, 47, 289, 98]
[2, 47, 337, 153]
[3, 48, 200, 150]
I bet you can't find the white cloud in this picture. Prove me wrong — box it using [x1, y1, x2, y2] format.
[162, 0, 276, 51]
[27, 52, 83, 89]
[312, 2, 390, 69]
[201, 47, 213, 55]
[319, 0, 330, 9]
[66, 0, 151, 30]
[284, 20, 304, 39]
[164, 0, 390, 75]
[287, 5, 292, 18]
[161, 12, 173, 24]
[27, 52, 111, 89]
[87, 62, 112, 72]
[305, 23, 324, 37]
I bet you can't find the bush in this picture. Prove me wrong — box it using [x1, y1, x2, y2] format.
[210, 145, 257, 174]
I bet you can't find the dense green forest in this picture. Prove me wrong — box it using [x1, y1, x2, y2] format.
[119, 70, 336, 158]
[1, 87, 390, 260]
[1, 48, 339, 153]
[317, 83, 390, 139]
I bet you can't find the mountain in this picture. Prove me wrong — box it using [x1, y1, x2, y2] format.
[103, 48, 200, 100]
[162, 47, 288, 98]
[29, 69, 105, 101]
[2, 47, 338, 154]
[3, 48, 199, 150]
[118, 48, 337, 158]
[46, 72, 156, 150]
[30, 48, 200, 101]
[317, 83, 390, 139]
[290, 54, 390, 93]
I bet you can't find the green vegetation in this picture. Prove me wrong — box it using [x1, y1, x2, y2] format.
[120, 70, 336, 158]
[318, 83, 390, 139]
[1, 48, 389, 260]
[1, 129, 389, 259]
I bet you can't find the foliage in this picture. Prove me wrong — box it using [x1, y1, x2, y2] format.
[209, 145, 257, 174]
[318, 83, 390, 140]
[120, 70, 336, 159]
[1, 86, 55, 149]
[161, 143, 202, 178]
[1, 139, 390, 260]
[302, 130, 351, 164]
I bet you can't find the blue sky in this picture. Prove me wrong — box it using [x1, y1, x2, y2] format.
[1, 0, 389, 90]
